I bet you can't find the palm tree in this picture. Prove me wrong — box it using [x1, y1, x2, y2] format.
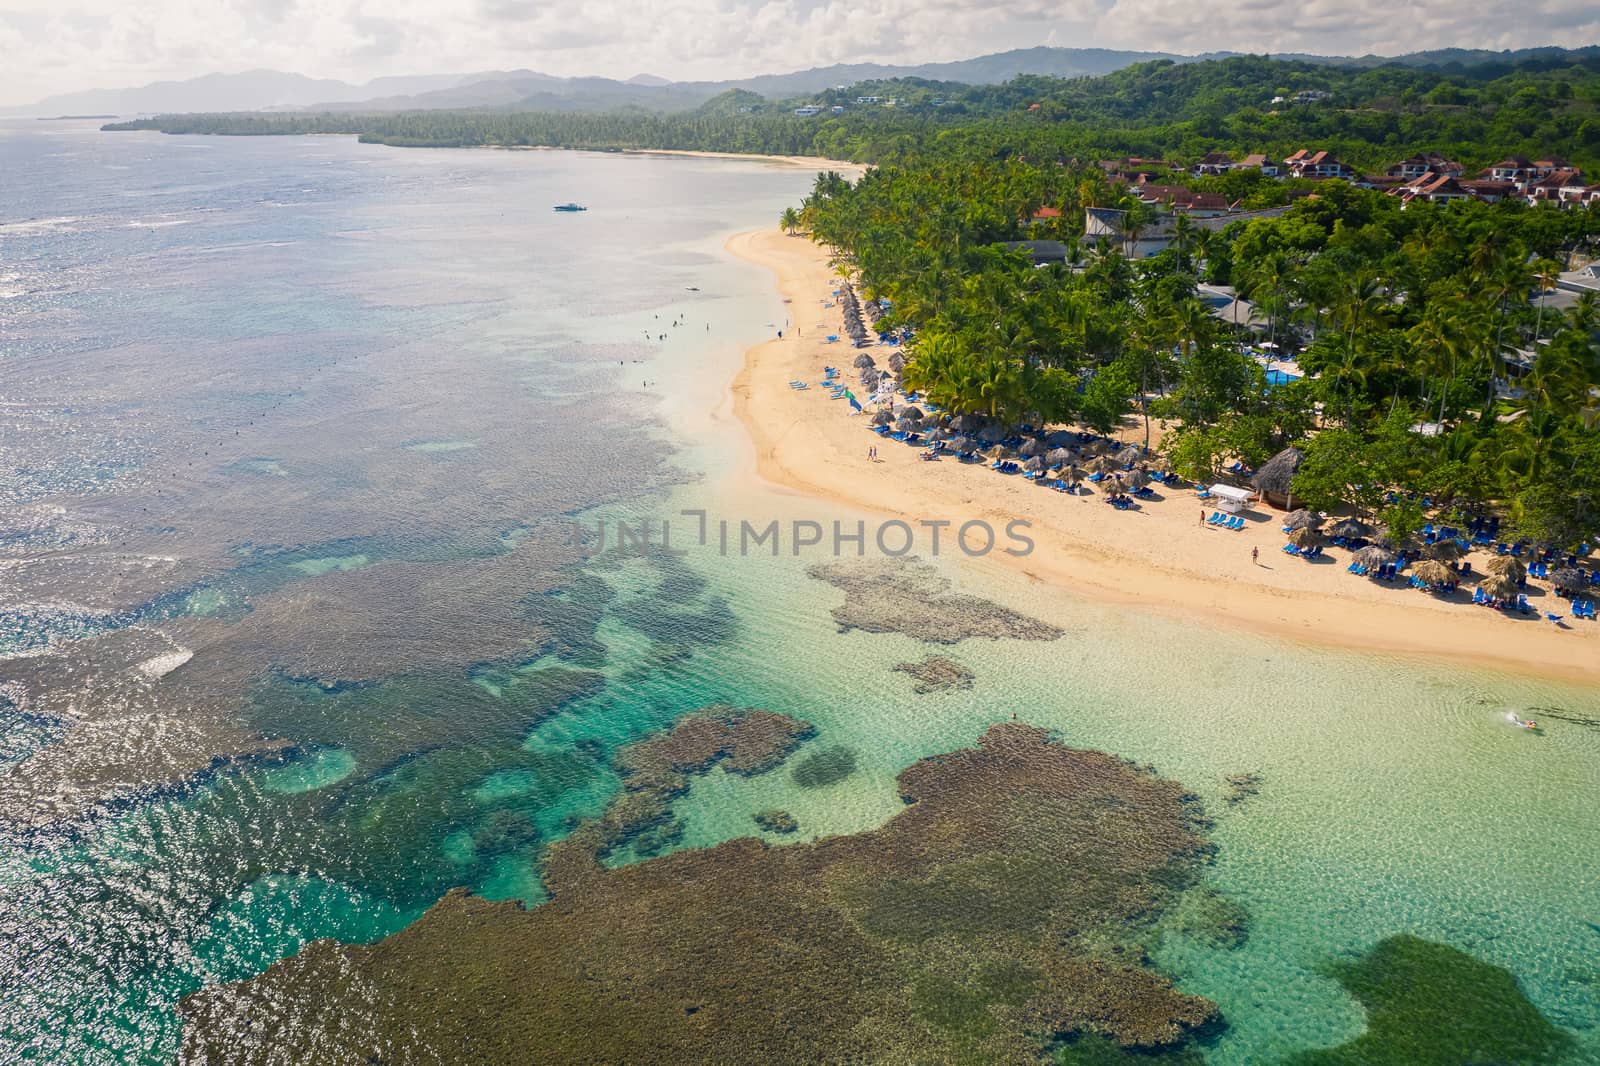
[779, 207, 801, 235]
[1531, 257, 1562, 343]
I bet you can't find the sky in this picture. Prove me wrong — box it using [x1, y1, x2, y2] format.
[2, 0, 1599, 106]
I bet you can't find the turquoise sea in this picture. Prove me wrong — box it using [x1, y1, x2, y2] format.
[1, 120, 1597, 1064]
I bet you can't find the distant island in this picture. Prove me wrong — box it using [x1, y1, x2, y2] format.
[42, 114, 117, 120]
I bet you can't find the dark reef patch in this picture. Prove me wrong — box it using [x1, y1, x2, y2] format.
[179, 724, 1219, 1065]
[791, 744, 858, 788]
[807, 557, 1064, 644]
[895, 655, 977, 694]
[752, 809, 799, 834]
[1289, 934, 1574, 1066]
[541, 704, 814, 893]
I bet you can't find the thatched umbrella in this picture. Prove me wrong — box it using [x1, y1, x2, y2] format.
[984, 445, 1011, 461]
[1114, 444, 1144, 465]
[1088, 455, 1122, 476]
[1252, 447, 1304, 509]
[1411, 560, 1456, 586]
[1148, 454, 1172, 473]
[892, 418, 919, 433]
[1122, 468, 1151, 490]
[1023, 455, 1047, 472]
[1422, 539, 1465, 563]
[947, 435, 973, 453]
[1329, 518, 1372, 540]
[949, 414, 984, 434]
[1018, 438, 1046, 458]
[925, 426, 950, 442]
[853, 354, 876, 369]
[899, 406, 924, 422]
[1551, 567, 1588, 594]
[1352, 545, 1396, 569]
[976, 425, 1006, 445]
[1479, 574, 1519, 601]
[1046, 447, 1074, 467]
[871, 408, 896, 426]
[1286, 526, 1321, 548]
[1485, 556, 1526, 581]
[886, 351, 906, 372]
[1282, 508, 1321, 531]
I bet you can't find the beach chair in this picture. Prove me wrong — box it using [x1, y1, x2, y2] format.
[1229, 516, 1245, 531]
[1284, 544, 1299, 555]
[1473, 587, 1486, 605]
[1516, 595, 1532, 615]
[1547, 613, 1564, 623]
[1207, 512, 1223, 525]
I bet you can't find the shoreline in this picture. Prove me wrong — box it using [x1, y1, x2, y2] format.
[724, 227, 1600, 685]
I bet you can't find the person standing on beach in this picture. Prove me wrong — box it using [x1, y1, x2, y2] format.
[1252, 546, 1259, 566]
[1200, 509, 1206, 524]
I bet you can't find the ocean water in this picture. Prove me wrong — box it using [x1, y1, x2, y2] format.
[1, 120, 1597, 1065]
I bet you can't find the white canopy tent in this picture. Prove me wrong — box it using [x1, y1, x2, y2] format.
[1206, 483, 1257, 514]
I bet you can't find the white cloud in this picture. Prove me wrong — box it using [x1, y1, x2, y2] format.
[0, 0, 1594, 106]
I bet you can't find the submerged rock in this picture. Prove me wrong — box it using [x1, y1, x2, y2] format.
[791, 745, 858, 788]
[1223, 771, 1263, 807]
[894, 655, 976, 694]
[179, 723, 1219, 1065]
[807, 557, 1063, 644]
[752, 809, 799, 834]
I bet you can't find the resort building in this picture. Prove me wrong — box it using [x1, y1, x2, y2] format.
[793, 106, 822, 117]
[1386, 153, 1464, 178]
[1232, 153, 1280, 177]
[1284, 150, 1355, 179]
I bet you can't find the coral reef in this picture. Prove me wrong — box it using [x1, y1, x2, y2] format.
[542, 705, 814, 893]
[179, 723, 1218, 1065]
[895, 655, 977, 694]
[807, 557, 1063, 644]
[1223, 771, 1263, 807]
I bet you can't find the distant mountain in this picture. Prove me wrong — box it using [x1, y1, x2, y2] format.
[313, 48, 1218, 116]
[3, 69, 478, 118]
[17, 45, 1600, 119]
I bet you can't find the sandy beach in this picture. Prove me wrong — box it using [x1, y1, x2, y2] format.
[726, 227, 1600, 683]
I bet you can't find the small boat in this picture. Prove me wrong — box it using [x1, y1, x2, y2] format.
[552, 203, 587, 212]
[1505, 711, 1539, 731]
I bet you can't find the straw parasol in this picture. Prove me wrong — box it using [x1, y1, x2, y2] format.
[946, 435, 973, 453]
[892, 418, 919, 433]
[1479, 574, 1519, 601]
[1422, 539, 1465, 563]
[949, 414, 984, 434]
[853, 354, 876, 369]
[1046, 447, 1074, 467]
[1411, 560, 1455, 586]
[886, 351, 906, 372]
[1485, 556, 1526, 581]
[1063, 464, 1085, 483]
[1281, 508, 1322, 531]
[976, 425, 1006, 444]
[1114, 444, 1144, 464]
[1122, 468, 1151, 490]
[1018, 438, 1047, 458]
[871, 408, 895, 426]
[1252, 447, 1304, 509]
[1286, 526, 1321, 548]
[1352, 545, 1395, 568]
[984, 445, 1011, 461]
[925, 426, 950, 442]
[1329, 518, 1372, 539]
[899, 406, 923, 422]
[1551, 567, 1588, 594]
[1023, 455, 1047, 472]
[1088, 455, 1122, 476]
